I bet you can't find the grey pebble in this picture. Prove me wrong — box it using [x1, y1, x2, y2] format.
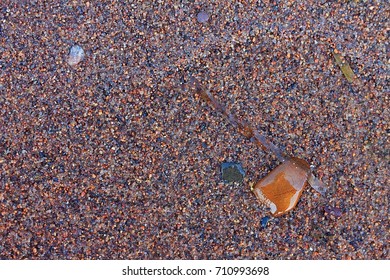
[197, 11, 209, 23]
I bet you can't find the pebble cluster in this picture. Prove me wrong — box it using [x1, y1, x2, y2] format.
[0, 1, 388, 259]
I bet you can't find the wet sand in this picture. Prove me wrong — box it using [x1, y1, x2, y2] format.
[0, 1, 388, 259]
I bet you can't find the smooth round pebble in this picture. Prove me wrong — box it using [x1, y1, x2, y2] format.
[67, 45, 85, 66]
[197, 11, 209, 23]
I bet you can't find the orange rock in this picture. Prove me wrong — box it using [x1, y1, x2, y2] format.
[253, 157, 311, 216]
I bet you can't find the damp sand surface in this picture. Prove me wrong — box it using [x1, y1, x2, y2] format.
[0, 1, 388, 259]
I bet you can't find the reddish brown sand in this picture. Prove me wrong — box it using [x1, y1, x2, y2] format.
[0, 1, 388, 259]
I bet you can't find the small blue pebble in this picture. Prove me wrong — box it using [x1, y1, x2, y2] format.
[261, 216, 270, 228]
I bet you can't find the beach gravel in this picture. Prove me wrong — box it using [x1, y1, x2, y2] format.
[0, 1, 388, 259]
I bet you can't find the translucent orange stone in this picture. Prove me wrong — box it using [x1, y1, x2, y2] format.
[253, 157, 311, 217]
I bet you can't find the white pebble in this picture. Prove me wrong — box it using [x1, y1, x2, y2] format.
[67, 45, 85, 66]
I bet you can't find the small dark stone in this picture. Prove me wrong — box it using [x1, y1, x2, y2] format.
[38, 151, 47, 158]
[324, 205, 342, 217]
[221, 162, 245, 183]
[261, 216, 270, 228]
